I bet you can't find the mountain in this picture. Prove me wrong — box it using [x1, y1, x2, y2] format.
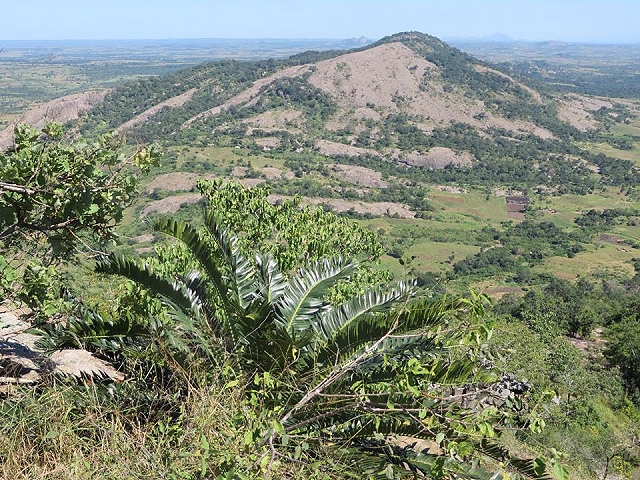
[64, 31, 627, 190]
[4, 31, 635, 195]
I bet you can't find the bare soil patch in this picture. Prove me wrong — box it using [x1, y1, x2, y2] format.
[254, 137, 282, 149]
[315, 139, 382, 158]
[556, 94, 611, 132]
[398, 147, 473, 169]
[139, 194, 202, 218]
[506, 195, 529, 220]
[262, 167, 294, 180]
[329, 164, 389, 188]
[308, 43, 437, 111]
[145, 172, 207, 193]
[483, 286, 523, 300]
[0, 90, 109, 149]
[133, 234, 155, 243]
[238, 178, 265, 188]
[269, 194, 413, 218]
[599, 233, 626, 244]
[244, 109, 303, 132]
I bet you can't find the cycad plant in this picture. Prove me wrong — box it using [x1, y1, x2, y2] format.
[86, 208, 557, 479]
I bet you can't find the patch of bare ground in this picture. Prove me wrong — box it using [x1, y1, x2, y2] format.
[243, 109, 303, 133]
[308, 43, 438, 111]
[238, 178, 265, 188]
[181, 65, 313, 129]
[268, 194, 414, 218]
[315, 139, 382, 158]
[398, 147, 473, 168]
[434, 185, 467, 194]
[506, 195, 529, 220]
[116, 88, 197, 133]
[262, 167, 294, 180]
[306, 42, 553, 139]
[0, 90, 109, 149]
[483, 286, 523, 300]
[231, 166, 249, 178]
[139, 194, 202, 218]
[556, 94, 612, 131]
[599, 233, 626, 245]
[254, 137, 282, 149]
[133, 234, 155, 243]
[566, 335, 603, 355]
[145, 172, 208, 193]
[329, 164, 390, 188]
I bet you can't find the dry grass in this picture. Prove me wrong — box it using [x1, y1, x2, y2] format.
[0, 374, 346, 480]
[268, 194, 414, 218]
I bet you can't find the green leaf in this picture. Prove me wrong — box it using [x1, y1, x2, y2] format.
[551, 461, 569, 480]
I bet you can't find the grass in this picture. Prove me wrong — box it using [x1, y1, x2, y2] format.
[611, 122, 640, 137]
[530, 188, 639, 227]
[531, 242, 637, 281]
[428, 190, 510, 224]
[403, 239, 481, 272]
[172, 145, 289, 171]
[586, 141, 640, 165]
[0, 374, 333, 480]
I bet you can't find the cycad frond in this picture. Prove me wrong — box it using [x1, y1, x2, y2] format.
[276, 257, 356, 335]
[153, 217, 228, 310]
[255, 253, 287, 305]
[312, 295, 461, 370]
[34, 288, 149, 353]
[313, 280, 413, 342]
[203, 210, 257, 311]
[96, 253, 202, 319]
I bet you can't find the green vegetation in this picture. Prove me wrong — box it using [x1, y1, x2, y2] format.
[1, 134, 565, 478]
[2, 31, 640, 479]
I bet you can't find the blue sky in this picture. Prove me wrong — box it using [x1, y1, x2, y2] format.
[2, 0, 638, 43]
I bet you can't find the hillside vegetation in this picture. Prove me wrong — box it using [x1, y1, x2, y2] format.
[1, 32, 640, 479]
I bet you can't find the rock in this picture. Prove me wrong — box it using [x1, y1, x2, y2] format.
[1, 306, 124, 387]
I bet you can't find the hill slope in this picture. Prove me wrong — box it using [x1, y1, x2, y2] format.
[63, 32, 637, 194]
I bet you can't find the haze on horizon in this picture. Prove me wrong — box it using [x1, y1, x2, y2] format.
[2, 0, 639, 44]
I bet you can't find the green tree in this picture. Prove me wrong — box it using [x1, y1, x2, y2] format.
[0, 123, 158, 311]
[605, 318, 640, 400]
